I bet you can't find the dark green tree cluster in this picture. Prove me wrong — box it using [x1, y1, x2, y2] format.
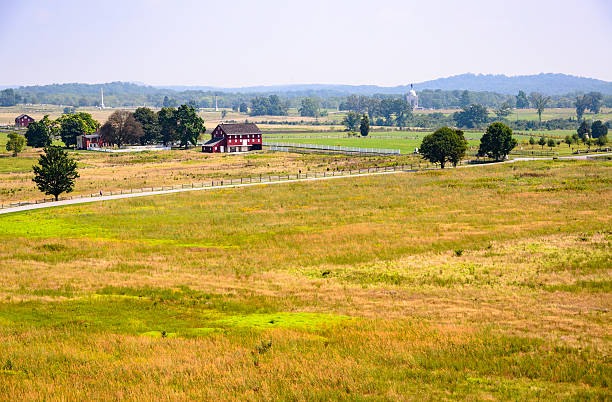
[359, 114, 370, 137]
[0, 88, 21, 106]
[419, 127, 468, 168]
[478, 122, 517, 161]
[250, 95, 289, 116]
[25, 115, 55, 148]
[453, 104, 488, 128]
[515, 90, 529, 109]
[56, 112, 100, 147]
[298, 98, 319, 117]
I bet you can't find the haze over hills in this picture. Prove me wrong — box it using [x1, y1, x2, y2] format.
[156, 73, 612, 96]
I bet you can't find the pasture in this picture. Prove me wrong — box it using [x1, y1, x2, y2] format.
[0, 158, 610, 399]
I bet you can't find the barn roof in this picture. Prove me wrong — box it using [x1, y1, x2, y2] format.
[15, 114, 34, 120]
[218, 123, 261, 135]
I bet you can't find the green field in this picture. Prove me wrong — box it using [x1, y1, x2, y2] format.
[0, 159, 610, 399]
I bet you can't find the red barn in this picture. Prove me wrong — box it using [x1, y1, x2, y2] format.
[202, 123, 262, 153]
[15, 114, 35, 127]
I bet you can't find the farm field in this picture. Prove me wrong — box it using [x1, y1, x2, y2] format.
[0, 143, 421, 203]
[0, 159, 610, 399]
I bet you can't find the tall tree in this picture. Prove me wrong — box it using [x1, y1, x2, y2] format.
[56, 112, 100, 148]
[419, 127, 468, 168]
[133, 107, 161, 144]
[298, 98, 319, 117]
[393, 98, 411, 129]
[494, 102, 513, 119]
[529, 92, 551, 124]
[32, 146, 79, 201]
[515, 90, 529, 109]
[591, 120, 608, 139]
[25, 115, 54, 148]
[585, 92, 603, 114]
[359, 114, 370, 137]
[174, 104, 205, 147]
[477, 122, 517, 161]
[6, 132, 26, 156]
[157, 107, 177, 146]
[342, 112, 360, 132]
[239, 102, 248, 113]
[99, 110, 144, 148]
[459, 90, 471, 108]
[575, 95, 588, 121]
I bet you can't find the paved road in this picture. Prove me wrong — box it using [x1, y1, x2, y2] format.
[1, 153, 610, 216]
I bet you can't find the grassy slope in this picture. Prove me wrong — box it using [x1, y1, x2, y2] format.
[0, 159, 610, 399]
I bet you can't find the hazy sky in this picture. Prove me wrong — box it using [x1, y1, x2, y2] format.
[1, 0, 611, 87]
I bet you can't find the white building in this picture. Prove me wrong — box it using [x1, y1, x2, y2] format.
[406, 84, 418, 109]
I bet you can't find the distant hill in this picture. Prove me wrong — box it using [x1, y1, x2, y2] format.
[156, 73, 612, 96]
[413, 73, 612, 95]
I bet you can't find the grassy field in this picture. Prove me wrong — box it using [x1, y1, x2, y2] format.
[0, 159, 610, 399]
[0, 144, 422, 203]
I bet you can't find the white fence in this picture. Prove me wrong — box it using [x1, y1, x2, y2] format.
[264, 142, 400, 155]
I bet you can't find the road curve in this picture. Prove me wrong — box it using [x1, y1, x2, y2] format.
[1, 153, 610, 216]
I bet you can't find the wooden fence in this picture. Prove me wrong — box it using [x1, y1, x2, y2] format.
[0, 160, 491, 210]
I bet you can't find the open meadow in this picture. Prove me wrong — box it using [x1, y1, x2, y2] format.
[0, 158, 610, 399]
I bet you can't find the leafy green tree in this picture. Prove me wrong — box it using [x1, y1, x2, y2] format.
[133, 107, 161, 144]
[453, 104, 488, 128]
[477, 122, 517, 161]
[359, 114, 370, 137]
[419, 127, 468, 168]
[564, 135, 572, 147]
[393, 98, 411, 129]
[162, 96, 177, 108]
[547, 138, 555, 149]
[175, 104, 205, 147]
[596, 135, 608, 146]
[575, 95, 588, 121]
[538, 136, 546, 149]
[591, 120, 608, 139]
[157, 107, 177, 146]
[0, 88, 18, 106]
[6, 132, 26, 156]
[529, 92, 551, 124]
[494, 102, 513, 119]
[299, 98, 319, 117]
[515, 90, 529, 109]
[32, 146, 79, 200]
[529, 136, 536, 146]
[342, 112, 360, 132]
[221, 110, 227, 119]
[56, 112, 100, 148]
[239, 103, 248, 113]
[585, 92, 603, 114]
[577, 120, 591, 140]
[25, 115, 54, 148]
[99, 110, 144, 148]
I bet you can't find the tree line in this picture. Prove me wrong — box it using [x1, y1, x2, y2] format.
[23, 104, 205, 149]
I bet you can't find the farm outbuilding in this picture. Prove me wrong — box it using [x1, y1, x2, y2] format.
[202, 123, 263, 153]
[15, 114, 35, 127]
[76, 132, 108, 150]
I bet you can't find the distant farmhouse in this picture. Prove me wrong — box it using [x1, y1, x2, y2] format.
[76, 132, 108, 150]
[202, 123, 262, 153]
[15, 114, 35, 127]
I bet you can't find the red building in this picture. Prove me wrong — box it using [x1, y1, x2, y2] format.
[76, 132, 108, 149]
[202, 123, 262, 153]
[15, 114, 35, 127]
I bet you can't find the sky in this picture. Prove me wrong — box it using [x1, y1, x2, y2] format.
[1, 0, 611, 87]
